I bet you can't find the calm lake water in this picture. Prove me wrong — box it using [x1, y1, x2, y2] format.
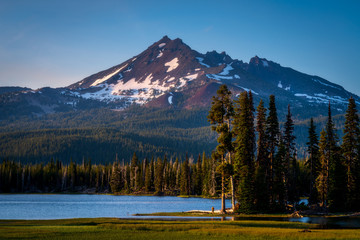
[0, 194, 230, 220]
[1, 194, 359, 228]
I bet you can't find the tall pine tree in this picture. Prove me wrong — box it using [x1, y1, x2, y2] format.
[306, 118, 320, 205]
[233, 91, 256, 213]
[265, 95, 280, 206]
[283, 105, 298, 206]
[342, 97, 360, 210]
[180, 154, 190, 195]
[208, 84, 234, 213]
[254, 99, 269, 211]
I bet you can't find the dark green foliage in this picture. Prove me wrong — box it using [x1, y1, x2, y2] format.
[233, 91, 256, 213]
[254, 100, 269, 211]
[1, 85, 359, 213]
[316, 104, 347, 211]
[325, 105, 346, 212]
[306, 118, 320, 205]
[154, 157, 164, 193]
[180, 155, 190, 195]
[144, 158, 153, 192]
[341, 97, 360, 211]
[193, 154, 203, 195]
[208, 85, 234, 156]
[110, 163, 122, 193]
[316, 129, 329, 208]
[283, 105, 299, 205]
[273, 137, 286, 210]
[0, 108, 216, 164]
[0, 152, 214, 196]
[265, 95, 280, 205]
[130, 152, 142, 191]
[208, 84, 234, 212]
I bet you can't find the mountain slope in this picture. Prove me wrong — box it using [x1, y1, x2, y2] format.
[0, 36, 358, 120]
[64, 36, 360, 119]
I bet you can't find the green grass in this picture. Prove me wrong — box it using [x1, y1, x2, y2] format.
[0, 218, 360, 240]
[135, 211, 290, 218]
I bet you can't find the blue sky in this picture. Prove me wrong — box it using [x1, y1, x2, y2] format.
[1, 0, 360, 95]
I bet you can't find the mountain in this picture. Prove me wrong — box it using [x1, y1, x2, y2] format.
[64, 35, 358, 119]
[0, 36, 358, 163]
[0, 36, 358, 120]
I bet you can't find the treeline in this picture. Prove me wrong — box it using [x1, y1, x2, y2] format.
[0, 153, 219, 196]
[0, 152, 311, 198]
[208, 85, 360, 213]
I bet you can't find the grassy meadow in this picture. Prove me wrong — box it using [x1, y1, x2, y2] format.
[0, 218, 360, 240]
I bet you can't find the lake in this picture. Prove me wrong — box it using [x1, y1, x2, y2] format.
[0, 194, 230, 220]
[1, 194, 360, 228]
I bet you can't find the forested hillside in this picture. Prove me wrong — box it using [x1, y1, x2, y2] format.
[0, 104, 348, 164]
[2, 86, 359, 213]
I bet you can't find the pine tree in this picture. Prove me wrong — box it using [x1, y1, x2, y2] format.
[254, 99, 269, 211]
[68, 159, 77, 191]
[154, 157, 163, 194]
[194, 154, 203, 195]
[110, 163, 122, 193]
[144, 159, 152, 192]
[208, 84, 234, 213]
[180, 155, 190, 195]
[175, 157, 181, 191]
[283, 105, 298, 205]
[317, 103, 346, 210]
[265, 95, 280, 205]
[130, 152, 139, 191]
[326, 104, 346, 211]
[342, 97, 360, 210]
[273, 136, 286, 210]
[233, 91, 255, 213]
[306, 118, 320, 205]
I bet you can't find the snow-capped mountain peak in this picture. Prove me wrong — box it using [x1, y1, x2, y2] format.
[1, 36, 359, 119]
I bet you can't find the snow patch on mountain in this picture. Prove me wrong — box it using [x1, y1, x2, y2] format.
[219, 63, 234, 75]
[81, 84, 124, 101]
[159, 43, 166, 48]
[177, 73, 199, 88]
[166, 77, 175, 82]
[295, 93, 348, 104]
[234, 75, 240, 79]
[196, 57, 210, 68]
[165, 58, 179, 72]
[206, 74, 234, 81]
[184, 73, 198, 81]
[312, 78, 341, 90]
[278, 81, 283, 88]
[157, 51, 163, 58]
[79, 72, 184, 105]
[90, 64, 128, 87]
[168, 92, 173, 105]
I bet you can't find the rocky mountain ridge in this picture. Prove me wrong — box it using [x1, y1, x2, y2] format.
[0, 36, 358, 120]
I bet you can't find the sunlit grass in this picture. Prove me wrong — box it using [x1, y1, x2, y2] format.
[0, 218, 359, 240]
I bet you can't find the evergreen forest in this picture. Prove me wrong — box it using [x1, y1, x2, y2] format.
[1, 85, 359, 213]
